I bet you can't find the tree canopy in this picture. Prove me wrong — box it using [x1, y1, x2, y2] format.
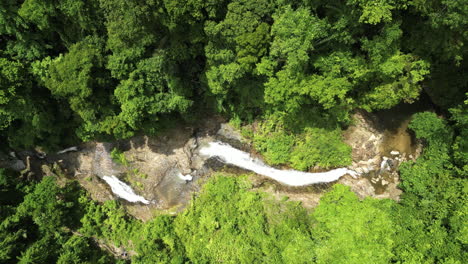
[0, 0, 466, 148]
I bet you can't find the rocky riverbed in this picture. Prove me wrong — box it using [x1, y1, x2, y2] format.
[0, 108, 423, 219]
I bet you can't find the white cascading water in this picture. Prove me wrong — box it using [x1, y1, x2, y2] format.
[200, 142, 357, 187]
[177, 173, 193, 181]
[102, 175, 150, 204]
[57, 146, 78, 154]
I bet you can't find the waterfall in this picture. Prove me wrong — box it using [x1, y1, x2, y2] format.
[102, 175, 150, 204]
[200, 142, 356, 187]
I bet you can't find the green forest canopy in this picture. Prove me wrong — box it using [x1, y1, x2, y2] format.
[0, 0, 467, 263]
[0, 0, 466, 149]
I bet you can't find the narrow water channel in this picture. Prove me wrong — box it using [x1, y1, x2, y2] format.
[200, 142, 357, 186]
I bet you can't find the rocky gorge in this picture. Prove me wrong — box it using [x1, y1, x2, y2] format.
[0, 108, 424, 220]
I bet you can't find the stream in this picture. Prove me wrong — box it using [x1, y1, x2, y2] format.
[102, 176, 150, 204]
[200, 141, 357, 187]
[78, 101, 432, 204]
[102, 141, 358, 203]
[2, 101, 431, 208]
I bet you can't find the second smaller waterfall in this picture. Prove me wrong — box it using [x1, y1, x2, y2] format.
[103, 175, 150, 204]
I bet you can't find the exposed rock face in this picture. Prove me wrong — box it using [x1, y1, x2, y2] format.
[117, 133, 210, 210]
[0, 152, 26, 172]
[341, 110, 422, 201]
[58, 143, 115, 203]
[93, 143, 120, 177]
[344, 111, 383, 163]
[1, 110, 423, 216]
[216, 123, 246, 148]
[10, 159, 26, 171]
[48, 119, 224, 220]
[339, 176, 376, 199]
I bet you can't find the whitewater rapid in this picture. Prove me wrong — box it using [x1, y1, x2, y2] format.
[103, 175, 150, 204]
[200, 141, 357, 186]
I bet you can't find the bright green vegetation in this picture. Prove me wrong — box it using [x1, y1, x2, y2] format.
[394, 112, 467, 263]
[1, 0, 467, 263]
[174, 175, 315, 263]
[252, 113, 352, 170]
[110, 148, 129, 166]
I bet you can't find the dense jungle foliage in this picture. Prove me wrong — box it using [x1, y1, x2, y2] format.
[0, 0, 467, 263]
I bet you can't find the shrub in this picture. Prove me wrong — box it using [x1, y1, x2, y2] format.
[290, 128, 352, 170]
[252, 115, 352, 170]
[110, 148, 129, 166]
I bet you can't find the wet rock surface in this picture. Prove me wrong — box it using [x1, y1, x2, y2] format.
[57, 122, 222, 220]
[341, 108, 424, 201]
